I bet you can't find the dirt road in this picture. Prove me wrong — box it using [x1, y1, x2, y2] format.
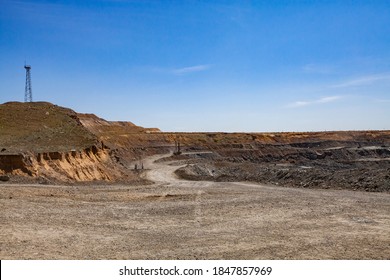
[1, 153, 389, 259]
[142, 153, 186, 184]
[143, 152, 214, 185]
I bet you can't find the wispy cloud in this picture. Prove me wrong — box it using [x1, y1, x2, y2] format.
[172, 64, 211, 75]
[143, 64, 212, 75]
[287, 96, 342, 108]
[317, 96, 341, 103]
[332, 73, 390, 88]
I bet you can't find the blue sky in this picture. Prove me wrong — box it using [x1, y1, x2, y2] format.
[1, 0, 390, 132]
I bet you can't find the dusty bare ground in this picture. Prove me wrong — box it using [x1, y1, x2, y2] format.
[1, 153, 389, 259]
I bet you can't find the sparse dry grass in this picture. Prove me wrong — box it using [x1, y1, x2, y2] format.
[0, 102, 96, 153]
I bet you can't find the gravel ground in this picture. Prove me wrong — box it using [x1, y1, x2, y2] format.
[1, 154, 389, 259]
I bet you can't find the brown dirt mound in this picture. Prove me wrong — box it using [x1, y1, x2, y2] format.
[0, 102, 97, 153]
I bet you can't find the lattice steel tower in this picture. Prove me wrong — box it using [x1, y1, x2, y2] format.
[24, 64, 33, 102]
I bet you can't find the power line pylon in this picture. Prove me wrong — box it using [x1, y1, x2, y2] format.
[24, 63, 33, 102]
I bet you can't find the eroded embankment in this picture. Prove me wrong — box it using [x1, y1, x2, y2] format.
[0, 145, 128, 182]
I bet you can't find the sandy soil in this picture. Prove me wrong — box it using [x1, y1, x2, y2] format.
[1, 153, 389, 259]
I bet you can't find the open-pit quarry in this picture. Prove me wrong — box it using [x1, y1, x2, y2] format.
[0, 102, 389, 259]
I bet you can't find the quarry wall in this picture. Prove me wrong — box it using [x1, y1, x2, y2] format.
[0, 146, 122, 182]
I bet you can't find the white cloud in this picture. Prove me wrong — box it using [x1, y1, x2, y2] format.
[172, 64, 211, 75]
[287, 96, 342, 108]
[317, 96, 342, 103]
[289, 101, 310, 108]
[142, 64, 212, 75]
[332, 73, 390, 88]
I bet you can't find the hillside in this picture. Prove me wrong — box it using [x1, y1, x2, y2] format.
[0, 102, 97, 153]
[0, 102, 161, 153]
[0, 102, 153, 183]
